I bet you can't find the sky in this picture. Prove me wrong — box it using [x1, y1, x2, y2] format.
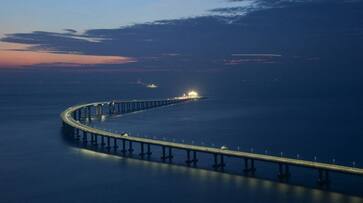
[0, 0, 363, 74]
[0, 0, 256, 67]
[0, 0, 253, 35]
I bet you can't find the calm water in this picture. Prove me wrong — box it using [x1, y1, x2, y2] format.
[1, 70, 363, 202]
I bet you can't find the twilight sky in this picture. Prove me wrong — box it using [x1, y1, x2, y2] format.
[1, 0, 363, 72]
[0, 0, 254, 36]
[0, 0, 255, 67]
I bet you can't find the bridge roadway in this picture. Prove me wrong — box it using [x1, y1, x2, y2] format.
[61, 97, 363, 185]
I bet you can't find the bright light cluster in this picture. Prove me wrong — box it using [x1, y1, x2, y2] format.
[187, 91, 199, 98]
[176, 90, 200, 100]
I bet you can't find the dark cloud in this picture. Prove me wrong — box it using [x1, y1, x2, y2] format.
[1, 0, 363, 73]
[2, 0, 363, 97]
[64, 29, 77, 33]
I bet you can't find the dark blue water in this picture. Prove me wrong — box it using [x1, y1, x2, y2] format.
[1, 69, 363, 202]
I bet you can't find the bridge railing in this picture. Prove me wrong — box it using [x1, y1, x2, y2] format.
[61, 97, 363, 188]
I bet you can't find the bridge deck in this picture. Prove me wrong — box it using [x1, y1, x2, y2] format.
[61, 100, 363, 176]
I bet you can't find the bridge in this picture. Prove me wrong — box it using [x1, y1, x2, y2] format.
[61, 96, 363, 187]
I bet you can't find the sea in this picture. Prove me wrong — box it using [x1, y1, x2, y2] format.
[1, 69, 363, 203]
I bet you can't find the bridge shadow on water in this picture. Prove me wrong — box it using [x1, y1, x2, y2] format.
[61, 128, 363, 201]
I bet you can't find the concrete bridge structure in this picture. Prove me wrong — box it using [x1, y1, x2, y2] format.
[61, 96, 363, 187]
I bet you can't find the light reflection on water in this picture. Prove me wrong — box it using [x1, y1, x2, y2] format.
[71, 97, 363, 202]
[72, 146, 363, 203]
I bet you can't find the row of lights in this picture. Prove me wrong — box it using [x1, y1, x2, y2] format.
[99, 128, 358, 168]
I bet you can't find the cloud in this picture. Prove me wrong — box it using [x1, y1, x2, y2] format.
[0, 45, 135, 68]
[64, 29, 77, 34]
[1, 0, 363, 72]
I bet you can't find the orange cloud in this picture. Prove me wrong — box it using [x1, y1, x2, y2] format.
[0, 42, 135, 68]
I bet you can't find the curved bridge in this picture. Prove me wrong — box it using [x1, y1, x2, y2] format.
[61, 97, 363, 187]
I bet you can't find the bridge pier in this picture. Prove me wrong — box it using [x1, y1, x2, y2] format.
[108, 102, 114, 115]
[193, 151, 198, 166]
[75, 128, 80, 141]
[120, 103, 124, 114]
[277, 163, 290, 181]
[161, 146, 173, 162]
[87, 106, 92, 122]
[128, 103, 132, 112]
[243, 158, 256, 175]
[129, 103, 133, 112]
[124, 103, 127, 113]
[101, 136, 105, 147]
[96, 104, 102, 118]
[82, 131, 88, 144]
[106, 137, 111, 151]
[161, 146, 166, 161]
[317, 169, 330, 188]
[76, 109, 81, 121]
[213, 154, 226, 171]
[138, 142, 151, 158]
[120, 140, 126, 153]
[147, 144, 152, 156]
[90, 133, 95, 145]
[139, 143, 145, 158]
[185, 151, 199, 166]
[93, 134, 98, 147]
[121, 140, 127, 154]
[128, 141, 134, 154]
[113, 138, 118, 151]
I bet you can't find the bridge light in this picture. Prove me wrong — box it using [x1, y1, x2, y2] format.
[188, 91, 199, 98]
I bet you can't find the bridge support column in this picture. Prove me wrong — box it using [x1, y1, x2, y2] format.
[161, 146, 173, 162]
[186, 150, 192, 166]
[128, 141, 134, 154]
[147, 144, 152, 156]
[87, 106, 91, 122]
[82, 131, 88, 144]
[93, 134, 98, 146]
[106, 137, 111, 151]
[277, 163, 290, 181]
[168, 148, 173, 162]
[120, 103, 125, 114]
[317, 169, 330, 188]
[121, 140, 127, 154]
[75, 128, 80, 141]
[192, 151, 198, 166]
[77, 109, 81, 121]
[101, 136, 105, 147]
[90, 133, 95, 145]
[108, 102, 113, 115]
[243, 158, 256, 175]
[139, 143, 145, 158]
[213, 154, 226, 171]
[113, 138, 118, 151]
[124, 102, 129, 113]
[161, 146, 166, 161]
